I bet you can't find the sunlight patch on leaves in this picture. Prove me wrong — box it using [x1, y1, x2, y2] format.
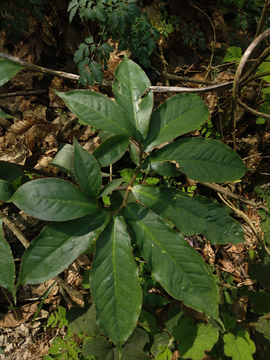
[223, 329, 256, 360]
[173, 318, 219, 360]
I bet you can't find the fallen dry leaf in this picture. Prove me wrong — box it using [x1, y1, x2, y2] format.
[0, 303, 38, 328]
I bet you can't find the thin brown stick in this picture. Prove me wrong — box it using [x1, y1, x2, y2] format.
[0, 89, 47, 99]
[0, 207, 30, 248]
[0, 52, 79, 81]
[163, 72, 219, 86]
[255, 0, 270, 39]
[233, 28, 270, 120]
[218, 194, 270, 257]
[200, 182, 266, 209]
[150, 82, 234, 93]
[240, 46, 270, 84]
[158, 45, 170, 87]
[0, 51, 235, 94]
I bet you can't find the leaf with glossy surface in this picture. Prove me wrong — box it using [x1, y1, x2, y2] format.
[54, 90, 135, 137]
[0, 219, 15, 293]
[143, 93, 209, 151]
[90, 215, 142, 349]
[142, 138, 247, 182]
[0, 161, 24, 182]
[123, 203, 220, 322]
[50, 143, 74, 176]
[0, 59, 24, 87]
[74, 139, 101, 197]
[129, 141, 140, 166]
[98, 178, 123, 198]
[132, 186, 244, 245]
[93, 134, 129, 167]
[0, 180, 15, 201]
[143, 161, 179, 177]
[19, 211, 109, 284]
[113, 57, 153, 141]
[12, 178, 97, 221]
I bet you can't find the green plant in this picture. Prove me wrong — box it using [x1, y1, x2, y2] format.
[0, 0, 49, 43]
[198, 117, 221, 140]
[224, 46, 243, 64]
[182, 21, 206, 51]
[151, 10, 179, 39]
[126, 12, 159, 68]
[0, 56, 259, 358]
[44, 306, 93, 360]
[45, 306, 69, 330]
[69, 0, 159, 84]
[222, 0, 268, 47]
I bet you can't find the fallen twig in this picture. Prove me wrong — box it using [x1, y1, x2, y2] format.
[218, 194, 270, 257]
[200, 182, 267, 210]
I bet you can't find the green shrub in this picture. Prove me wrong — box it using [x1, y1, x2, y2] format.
[68, 0, 159, 85]
[0, 57, 251, 356]
[0, 0, 49, 43]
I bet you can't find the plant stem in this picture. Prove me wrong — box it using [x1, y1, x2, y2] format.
[218, 194, 270, 257]
[109, 166, 142, 215]
[254, 0, 270, 39]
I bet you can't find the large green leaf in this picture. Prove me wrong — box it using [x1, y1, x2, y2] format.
[132, 186, 245, 245]
[113, 57, 153, 141]
[83, 336, 118, 360]
[173, 318, 219, 360]
[93, 134, 129, 167]
[66, 304, 101, 337]
[223, 329, 256, 360]
[142, 138, 247, 182]
[82, 328, 151, 360]
[123, 203, 220, 322]
[11, 178, 97, 221]
[90, 215, 142, 350]
[143, 161, 179, 177]
[18, 211, 109, 285]
[0, 59, 24, 87]
[0, 219, 15, 293]
[143, 93, 209, 152]
[0, 180, 15, 201]
[54, 90, 135, 137]
[74, 139, 101, 197]
[0, 161, 24, 182]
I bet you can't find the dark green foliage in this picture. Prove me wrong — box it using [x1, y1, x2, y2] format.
[222, 0, 269, 48]
[0, 0, 48, 43]
[69, 0, 160, 84]
[182, 21, 206, 51]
